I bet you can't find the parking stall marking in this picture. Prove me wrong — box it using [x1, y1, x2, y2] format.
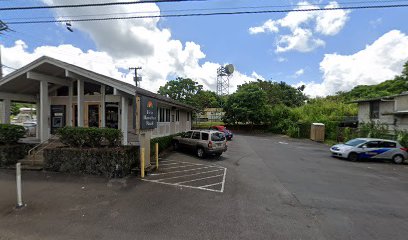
[142, 159, 227, 193]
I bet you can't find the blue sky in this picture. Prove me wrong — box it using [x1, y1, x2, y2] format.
[1, 0, 408, 96]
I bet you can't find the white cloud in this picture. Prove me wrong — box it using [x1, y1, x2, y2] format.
[315, 1, 350, 36]
[249, 19, 279, 34]
[249, 1, 350, 52]
[276, 57, 287, 62]
[276, 28, 325, 53]
[301, 30, 408, 97]
[1, 0, 258, 93]
[293, 68, 305, 78]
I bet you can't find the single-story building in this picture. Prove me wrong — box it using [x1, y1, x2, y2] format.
[0, 56, 195, 164]
[352, 92, 408, 131]
[196, 108, 225, 122]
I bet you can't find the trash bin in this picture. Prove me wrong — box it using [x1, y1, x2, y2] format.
[310, 123, 325, 142]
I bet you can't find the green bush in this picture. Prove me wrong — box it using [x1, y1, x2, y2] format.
[57, 127, 122, 148]
[359, 122, 390, 139]
[395, 130, 408, 147]
[0, 124, 26, 145]
[43, 146, 138, 177]
[150, 134, 181, 156]
[0, 144, 33, 167]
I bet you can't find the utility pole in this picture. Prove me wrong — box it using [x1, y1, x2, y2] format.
[129, 67, 142, 141]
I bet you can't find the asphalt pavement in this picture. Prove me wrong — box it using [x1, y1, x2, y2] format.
[0, 133, 407, 240]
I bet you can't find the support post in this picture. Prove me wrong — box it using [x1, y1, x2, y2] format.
[121, 96, 128, 145]
[155, 143, 159, 170]
[67, 81, 73, 126]
[1, 99, 10, 124]
[35, 98, 40, 139]
[140, 148, 145, 178]
[101, 85, 106, 128]
[77, 79, 84, 127]
[16, 163, 23, 208]
[40, 80, 49, 141]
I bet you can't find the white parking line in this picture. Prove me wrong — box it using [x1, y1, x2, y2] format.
[159, 162, 183, 166]
[142, 180, 224, 193]
[151, 169, 224, 182]
[198, 182, 222, 188]
[160, 164, 197, 170]
[152, 166, 218, 175]
[174, 174, 224, 185]
[142, 159, 227, 193]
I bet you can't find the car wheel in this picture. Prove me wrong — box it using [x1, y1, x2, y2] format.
[392, 154, 404, 164]
[173, 141, 179, 151]
[197, 147, 205, 158]
[348, 152, 359, 162]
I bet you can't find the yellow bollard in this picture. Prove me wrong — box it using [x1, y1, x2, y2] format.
[155, 143, 159, 170]
[140, 148, 145, 178]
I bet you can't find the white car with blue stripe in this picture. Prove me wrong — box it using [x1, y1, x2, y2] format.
[330, 138, 408, 164]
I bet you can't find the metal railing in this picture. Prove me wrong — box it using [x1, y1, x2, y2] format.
[27, 135, 58, 165]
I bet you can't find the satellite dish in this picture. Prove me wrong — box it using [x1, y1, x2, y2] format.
[225, 64, 234, 75]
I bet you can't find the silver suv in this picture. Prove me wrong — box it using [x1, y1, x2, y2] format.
[173, 130, 228, 158]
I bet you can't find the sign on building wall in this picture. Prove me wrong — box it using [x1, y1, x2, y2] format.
[140, 96, 157, 129]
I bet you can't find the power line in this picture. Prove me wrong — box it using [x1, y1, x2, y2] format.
[3, 0, 408, 21]
[1, 64, 17, 70]
[0, 0, 207, 11]
[4, 3, 408, 25]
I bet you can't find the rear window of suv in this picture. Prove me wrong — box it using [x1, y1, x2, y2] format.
[201, 133, 209, 140]
[211, 132, 225, 141]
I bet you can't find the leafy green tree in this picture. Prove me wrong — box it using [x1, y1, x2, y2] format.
[223, 83, 271, 125]
[254, 80, 308, 107]
[402, 61, 408, 79]
[157, 77, 203, 106]
[191, 90, 220, 110]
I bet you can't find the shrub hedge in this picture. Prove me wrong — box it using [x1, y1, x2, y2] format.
[0, 124, 26, 145]
[150, 134, 181, 156]
[44, 146, 138, 177]
[0, 144, 33, 167]
[57, 127, 122, 148]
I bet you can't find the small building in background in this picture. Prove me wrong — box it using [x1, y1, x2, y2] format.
[352, 92, 408, 131]
[196, 108, 225, 122]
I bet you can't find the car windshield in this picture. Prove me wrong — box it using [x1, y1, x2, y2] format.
[345, 139, 367, 147]
[211, 132, 225, 141]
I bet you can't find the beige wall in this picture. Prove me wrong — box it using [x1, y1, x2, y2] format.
[395, 95, 408, 112]
[358, 102, 370, 123]
[152, 109, 191, 138]
[50, 95, 193, 143]
[50, 95, 120, 127]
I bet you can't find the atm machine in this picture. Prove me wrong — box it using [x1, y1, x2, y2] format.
[51, 105, 66, 134]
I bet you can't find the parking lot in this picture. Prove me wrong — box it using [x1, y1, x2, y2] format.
[143, 156, 227, 192]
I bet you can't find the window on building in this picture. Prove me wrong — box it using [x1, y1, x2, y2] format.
[158, 107, 171, 122]
[370, 101, 380, 119]
[187, 112, 190, 121]
[176, 110, 180, 122]
[166, 109, 171, 122]
[84, 82, 101, 95]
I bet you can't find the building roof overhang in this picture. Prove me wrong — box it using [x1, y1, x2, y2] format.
[0, 56, 197, 110]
